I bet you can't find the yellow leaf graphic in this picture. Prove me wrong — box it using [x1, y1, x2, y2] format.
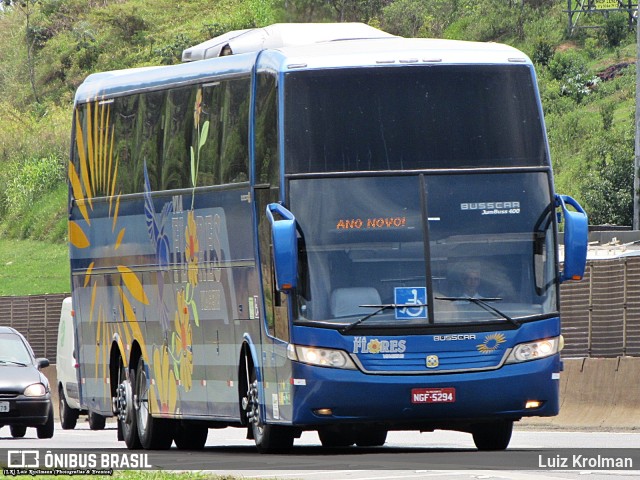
[84, 262, 95, 288]
[115, 228, 125, 250]
[69, 221, 90, 249]
[117, 266, 149, 305]
[68, 162, 90, 225]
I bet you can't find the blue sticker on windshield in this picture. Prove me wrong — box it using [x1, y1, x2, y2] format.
[394, 287, 428, 319]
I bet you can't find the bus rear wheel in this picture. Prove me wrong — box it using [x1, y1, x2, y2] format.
[134, 356, 174, 450]
[245, 367, 293, 453]
[472, 420, 513, 451]
[117, 361, 141, 449]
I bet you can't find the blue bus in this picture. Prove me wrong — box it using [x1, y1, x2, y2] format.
[68, 23, 588, 452]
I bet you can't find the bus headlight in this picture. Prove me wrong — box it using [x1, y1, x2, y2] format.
[287, 344, 357, 370]
[506, 336, 562, 364]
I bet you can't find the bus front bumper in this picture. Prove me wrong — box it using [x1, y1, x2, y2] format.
[289, 355, 560, 428]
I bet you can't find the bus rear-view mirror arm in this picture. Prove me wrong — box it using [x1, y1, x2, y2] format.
[556, 194, 588, 283]
[266, 203, 298, 291]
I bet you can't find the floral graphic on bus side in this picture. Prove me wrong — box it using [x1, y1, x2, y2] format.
[143, 160, 173, 333]
[190, 87, 210, 207]
[70, 100, 151, 397]
[185, 211, 199, 287]
[150, 345, 178, 414]
[171, 289, 194, 392]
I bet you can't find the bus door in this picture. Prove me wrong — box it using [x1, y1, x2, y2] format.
[254, 186, 293, 423]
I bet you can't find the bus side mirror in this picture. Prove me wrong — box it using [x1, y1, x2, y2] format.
[556, 194, 588, 283]
[266, 203, 298, 291]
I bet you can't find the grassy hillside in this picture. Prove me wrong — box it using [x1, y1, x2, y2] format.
[0, 0, 636, 295]
[0, 238, 69, 295]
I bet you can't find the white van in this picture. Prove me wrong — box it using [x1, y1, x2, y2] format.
[56, 297, 105, 430]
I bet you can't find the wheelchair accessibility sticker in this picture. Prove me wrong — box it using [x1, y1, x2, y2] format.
[394, 287, 428, 319]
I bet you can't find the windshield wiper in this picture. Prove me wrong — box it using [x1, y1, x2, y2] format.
[340, 303, 428, 334]
[435, 296, 520, 327]
[0, 359, 27, 366]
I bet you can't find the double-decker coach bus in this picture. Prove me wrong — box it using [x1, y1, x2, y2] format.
[68, 23, 588, 452]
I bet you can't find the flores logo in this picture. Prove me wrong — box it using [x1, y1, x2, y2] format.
[353, 337, 406, 354]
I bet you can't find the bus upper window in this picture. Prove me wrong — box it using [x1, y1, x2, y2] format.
[284, 65, 546, 173]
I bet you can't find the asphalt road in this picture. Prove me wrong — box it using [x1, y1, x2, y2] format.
[1, 422, 639, 479]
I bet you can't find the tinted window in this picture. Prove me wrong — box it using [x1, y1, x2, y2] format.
[285, 65, 546, 173]
[289, 173, 557, 326]
[72, 77, 251, 195]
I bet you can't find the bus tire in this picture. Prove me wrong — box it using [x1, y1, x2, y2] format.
[118, 361, 141, 449]
[472, 420, 513, 451]
[88, 411, 106, 430]
[174, 422, 208, 450]
[246, 367, 293, 454]
[135, 356, 174, 450]
[355, 429, 387, 447]
[59, 387, 78, 430]
[318, 428, 355, 447]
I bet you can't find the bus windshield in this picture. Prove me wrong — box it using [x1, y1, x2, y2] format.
[284, 65, 546, 173]
[290, 173, 557, 326]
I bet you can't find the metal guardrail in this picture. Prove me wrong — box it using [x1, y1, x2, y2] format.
[561, 257, 640, 358]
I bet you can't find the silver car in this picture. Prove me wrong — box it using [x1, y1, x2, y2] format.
[0, 326, 54, 438]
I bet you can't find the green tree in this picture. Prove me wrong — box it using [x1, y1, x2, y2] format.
[2, 0, 41, 103]
[581, 130, 634, 226]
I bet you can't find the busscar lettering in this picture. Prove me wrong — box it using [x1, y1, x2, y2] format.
[336, 217, 406, 230]
[434, 334, 476, 341]
[460, 201, 520, 210]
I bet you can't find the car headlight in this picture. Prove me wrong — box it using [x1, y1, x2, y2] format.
[506, 336, 563, 364]
[24, 383, 47, 397]
[287, 344, 357, 369]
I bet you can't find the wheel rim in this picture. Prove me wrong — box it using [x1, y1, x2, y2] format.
[117, 365, 135, 437]
[135, 361, 149, 435]
[246, 378, 263, 440]
[59, 396, 65, 422]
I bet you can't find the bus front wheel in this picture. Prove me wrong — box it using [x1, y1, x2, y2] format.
[471, 420, 513, 451]
[134, 356, 174, 450]
[245, 367, 294, 453]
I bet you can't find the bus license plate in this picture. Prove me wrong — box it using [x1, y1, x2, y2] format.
[0, 401, 9, 413]
[411, 387, 455, 404]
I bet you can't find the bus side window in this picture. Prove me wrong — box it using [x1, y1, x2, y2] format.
[255, 73, 278, 186]
[162, 86, 192, 190]
[220, 78, 250, 184]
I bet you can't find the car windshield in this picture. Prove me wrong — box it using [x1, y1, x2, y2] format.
[0, 333, 32, 365]
[290, 173, 557, 327]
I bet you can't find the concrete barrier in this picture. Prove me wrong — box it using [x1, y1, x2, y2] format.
[522, 357, 640, 429]
[42, 359, 640, 428]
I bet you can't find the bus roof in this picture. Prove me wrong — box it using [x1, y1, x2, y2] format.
[74, 36, 531, 104]
[181, 22, 395, 61]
